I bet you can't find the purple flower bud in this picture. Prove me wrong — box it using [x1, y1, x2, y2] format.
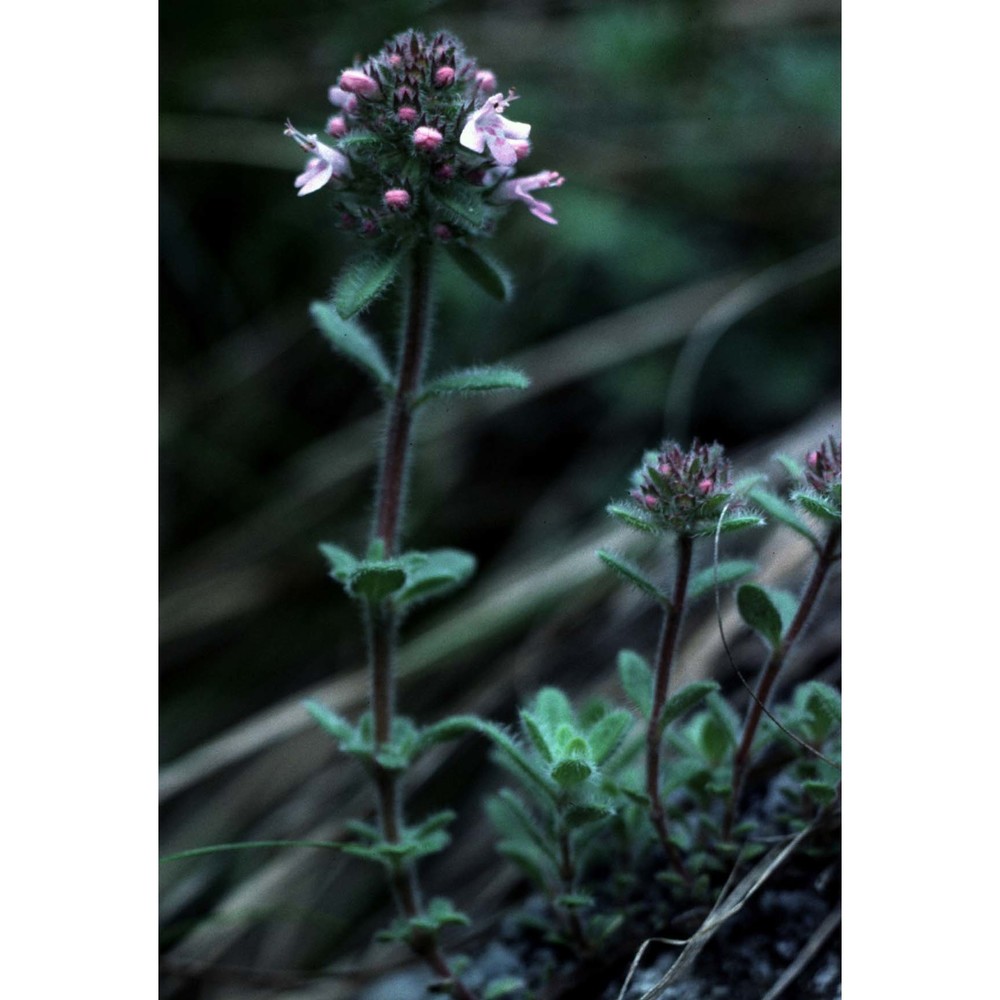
[698, 479, 714, 495]
[397, 106, 418, 124]
[433, 223, 453, 241]
[434, 163, 455, 181]
[644, 494, 659, 510]
[325, 115, 347, 137]
[327, 86, 358, 114]
[339, 69, 380, 99]
[475, 69, 497, 92]
[434, 66, 455, 87]
[413, 125, 444, 151]
[384, 188, 411, 210]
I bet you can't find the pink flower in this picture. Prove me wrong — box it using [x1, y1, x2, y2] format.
[327, 86, 358, 114]
[284, 121, 351, 196]
[413, 126, 444, 151]
[338, 69, 380, 99]
[475, 70, 497, 92]
[383, 188, 411, 210]
[397, 106, 418, 124]
[493, 170, 565, 225]
[325, 115, 347, 137]
[434, 66, 455, 87]
[459, 92, 531, 167]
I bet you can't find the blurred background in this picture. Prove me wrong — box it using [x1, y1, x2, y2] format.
[160, 0, 840, 995]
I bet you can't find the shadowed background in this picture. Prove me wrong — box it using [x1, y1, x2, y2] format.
[160, 0, 840, 995]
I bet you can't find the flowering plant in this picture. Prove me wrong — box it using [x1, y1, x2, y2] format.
[162, 27, 841, 1000]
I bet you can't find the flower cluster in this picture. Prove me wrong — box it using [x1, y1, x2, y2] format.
[627, 440, 739, 537]
[799, 436, 842, 516]
[283, 29, 564, 240]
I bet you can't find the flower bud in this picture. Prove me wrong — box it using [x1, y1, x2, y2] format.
[433, 223, 453, 241]
[383, 188, 411, 210]
[413, 125, 444, 151]
[327, 86, 358, 113]
[397, 106, 418, 124]
[475, 69, 497, 92]
[339, 69, 380, 99]
[325, 115, 347, 137]
[434, 66, 455, 87]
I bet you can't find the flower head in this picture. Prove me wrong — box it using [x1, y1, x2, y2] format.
[795, 436, 842, 519]
[284, 121, 351, 196]
[624, 440, 744, 537]
[282, 30, 563, 241]
[459, 92, 531, 167]
[493, 170, 565, 225]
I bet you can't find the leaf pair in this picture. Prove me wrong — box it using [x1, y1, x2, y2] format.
[319, 542, 476, 609]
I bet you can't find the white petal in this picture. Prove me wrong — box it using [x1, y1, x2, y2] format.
[297, 161, 334, 196]
[459, 117, 486, 153]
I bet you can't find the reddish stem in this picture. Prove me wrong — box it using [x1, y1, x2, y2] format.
[724, 523, 841, 840]
[364, 242, 476, 1000]
[645, 534, 694, 881]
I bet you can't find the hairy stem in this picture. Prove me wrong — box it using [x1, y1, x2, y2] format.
[556, 825, 589, 953]
[365, 242, 476, 1000]
[724, 523, 841, 840]
[645, 534, 694, 880]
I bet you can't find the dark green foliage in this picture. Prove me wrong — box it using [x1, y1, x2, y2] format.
[444, 243, 513, 301]
[617, 649, 654, 718]
[737, 583, 785, 648]
[686, 559, 756, 601]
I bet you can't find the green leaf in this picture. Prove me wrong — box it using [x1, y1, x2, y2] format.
[701, 512, 767, 536]
[802, 780, 838, 806]
[333, 252, 403, 319]
[687, 559, 757, 601]
[658, 681, 720, 735]
[563, 802, 614, 827]
[606, 502, 661, 535]
[737, 583, 784, 648]
[748, 488, 820, 547]
[487, 789, 558, 860]
[696, 712, 734, 766]
[485, 976, 527, 1000]
[596, 549, 667, 603]
[618, 650, 653, 718]
[303, 699, 354, 745]
[774, 453, 805, 480]
[551, 758, 592, 787]
[415, 365, 530, 407]
[535, 688, 575, 731]
[556, 892, 595, 910]
[430, 187, 486, 228]
[160, 839, 342, 863]
[310, 301, 392, 390]
[348, 560, 406, 601]
[444, 243, 513, 301]
[792, 490, 841, 521]
[588, 709, 632, 765]
[395, 549, 476, 608]
[318, 542, 358, 584]
[520, 710, 553, 762]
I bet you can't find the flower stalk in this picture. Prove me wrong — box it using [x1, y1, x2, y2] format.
[723, 522, 842, 840]
[645, 534, 694, 880]
[365, 241, 477, 1000]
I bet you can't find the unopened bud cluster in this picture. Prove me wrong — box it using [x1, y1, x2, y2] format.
[802, 436, 842, 512]
[628, 440, 738, 536]
[283, 29, 564, 240]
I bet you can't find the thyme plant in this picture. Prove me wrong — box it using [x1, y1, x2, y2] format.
[162, 27, 841, 1000]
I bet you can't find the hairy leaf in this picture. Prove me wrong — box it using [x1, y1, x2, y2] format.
[658, 681, 720, 735]
[348, 560, 407, 601]
[415, 365, 529, 407]
[318, 542, 358, 584]
[395, 548, 476, 609]
[737, 583, 784, 648]
[618, 649, 653, 718]
[687, 559, 757, 601]
[333, 252, 403, 319]
[310, 301, 392, 390]
[597, 549, 667, 603]
[749, 488, 820, 547]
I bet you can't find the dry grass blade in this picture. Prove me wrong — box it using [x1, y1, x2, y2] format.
[630, 821, 817, 1000]
[760, 904, 841, 1000]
